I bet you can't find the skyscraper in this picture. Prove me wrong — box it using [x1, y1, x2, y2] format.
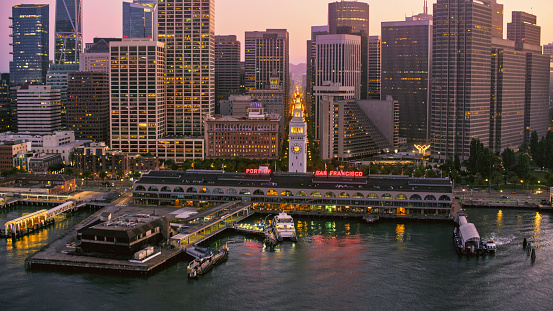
[314, 34, 361, 142]
[431, 0, 493, 161]
[368, 35, 381, 100]
[328, 1, 369, 100]
[46, 64, 79, 129]
[123, 0, 157, 39]
[507, 11, 540, 49]
[67, 71, 110, 143]
[245, 29, 289, 95]
[55, 0, 83, 64]
[306, 26, 329, 134]
[381, 15, 432, 145]
[215, 35, 241, 114]
[16, 85, 61, 134]
[157, 0, 214, 160]
[109, 39, 166, 155]
[79, 39, 121, 73]
[9, 4, 49, 85]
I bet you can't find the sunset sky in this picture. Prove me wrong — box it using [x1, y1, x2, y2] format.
[1, 0, 552, 71]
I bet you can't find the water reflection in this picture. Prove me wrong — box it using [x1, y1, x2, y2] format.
[532, 212, 542, 246]
[396, 224, 405, 243]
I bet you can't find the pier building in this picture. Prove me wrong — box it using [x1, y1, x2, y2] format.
[133, 170, 453, 218]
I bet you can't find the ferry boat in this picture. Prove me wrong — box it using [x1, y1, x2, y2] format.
[271, 212, 297, 242]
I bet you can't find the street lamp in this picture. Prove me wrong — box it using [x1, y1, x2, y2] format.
[521, 180, 524, 193]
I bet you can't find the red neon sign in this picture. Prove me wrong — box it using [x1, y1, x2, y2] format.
[246, 169, 271, 174]
[315, 171, 363, 177]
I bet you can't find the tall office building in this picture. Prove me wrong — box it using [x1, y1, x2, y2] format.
[543, 43, 553, 107]
[314, 34, 361, 141]
[328, 1, 369, 100]
[491, 0, 504, 38]
[46, 64, 79, 129]
[0, 74, 12, 133]
[80, 38, 122, 73]
[381, 15, 432, 145]
[215, 35, 241, 114]
[245, 29, 289, 95]
[368, 35, 381, 100]
[16, 85, 61, 134]
[431, 0, 493, 161]
[55, 0, 83, 64]
[67, 71, 110, 143]
[507, 11, 540, 49]
[109, 39, 166, 155]
[157, 0, 214, 160]
[306, 26, 329, 133]
[123, 0, 157, 39]
[9, 4, 49, 85]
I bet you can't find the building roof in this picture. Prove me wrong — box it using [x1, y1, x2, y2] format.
[82, 215, 169, 239]
[135, 170, 452, 194]
[459, 223, 480, 246]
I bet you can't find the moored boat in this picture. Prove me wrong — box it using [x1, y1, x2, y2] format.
[271, 212, 297, 242]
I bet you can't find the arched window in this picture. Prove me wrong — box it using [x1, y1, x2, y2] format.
[310, 191, 321, 197]
[439, 195, 451, 201]
[352, 193, 364, 199]
[339, 192, 350, 198]
[135, 185, 146, 191]
[368, 193, 378, 199]
[395, 194, 407, 200]
[173, 187, 184, 192]
[186, 187, 197, 193]
[160, 186, 171, 192]
[200, 188, 210, 194]
[148, 186, 158, 192]
[381, 193, 393, 199]
[253, 189, 264, 195]
[424, 195, 437, 201]
[213, 188, 224, 194]
[267, 190, 278, 196]
[240, 189, 251, 195]
[296, 191, 307, 197]
[226, 188, 237, 195]
[325, 192, 336, 198]
[281, 190, 293, 196]
[409, 194, 422, 200]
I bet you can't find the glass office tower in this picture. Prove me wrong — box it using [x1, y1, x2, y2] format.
[123, 1, 157, 39]
[55, 0, 83, 64]
[9, 4, 50, 85]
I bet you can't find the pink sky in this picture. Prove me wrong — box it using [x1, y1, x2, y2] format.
[1, 0, 552, 72]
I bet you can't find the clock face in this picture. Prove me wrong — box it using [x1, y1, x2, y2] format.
[292, 144, 301, 154]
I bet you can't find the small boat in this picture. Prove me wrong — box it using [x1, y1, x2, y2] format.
[271, 212, 297, 242]
[485, 239, 496, 253]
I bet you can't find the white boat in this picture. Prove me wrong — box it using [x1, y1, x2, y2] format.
[271, 212, 297, 242]
[485, 239, 497, 253]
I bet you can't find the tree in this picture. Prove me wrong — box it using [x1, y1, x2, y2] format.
[516, 153, 531, 181]
[501, 148, 516, 172]
[99, 171, 108, 180]
[530, 131, 539, 159]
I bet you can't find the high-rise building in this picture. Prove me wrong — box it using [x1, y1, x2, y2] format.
[507, 11, 540, 49]
[432, 1, 550, 160]
[0, 74, 12, 133]
[543, 43, 553, 107]
[109, 39, 166, 155]
[491, 0, 504, 38]
[9, 4, 49, 85]
[80, 38, 122, 73]
[314, 34, 361, 141]
[55, 0, 83, 64]
[431, 0, 493, 161]
[381, 16, 432, 145]
[67, 71, 110, 143]
[123, 0, 157, 39]
[328, 1, 369, 100]
[288, 97, 307, 173]
[245, 29, 289, 95]
[46, 64, 80, 129]
[368, 35, 381, 100]
[16, 85, 61, 134]
[306, 26, 329, 134]
[215, 35, 241, 114]
[157, 0, 214, 160]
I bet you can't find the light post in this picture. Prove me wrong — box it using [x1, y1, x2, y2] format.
[521, 180, 524, 194]
[462, 188, 465, 200]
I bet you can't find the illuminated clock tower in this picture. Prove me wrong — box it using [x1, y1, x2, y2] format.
[289, 95, 307, 173]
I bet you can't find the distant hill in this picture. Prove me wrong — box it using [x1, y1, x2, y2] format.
[290, 63, 306, 75]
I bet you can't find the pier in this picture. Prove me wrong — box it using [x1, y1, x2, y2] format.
[1, 200, 80, 238]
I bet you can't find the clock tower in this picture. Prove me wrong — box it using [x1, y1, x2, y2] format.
[289, 95, 307, 173]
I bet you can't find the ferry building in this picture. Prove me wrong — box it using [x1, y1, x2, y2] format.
[132, 170, 453, 219]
